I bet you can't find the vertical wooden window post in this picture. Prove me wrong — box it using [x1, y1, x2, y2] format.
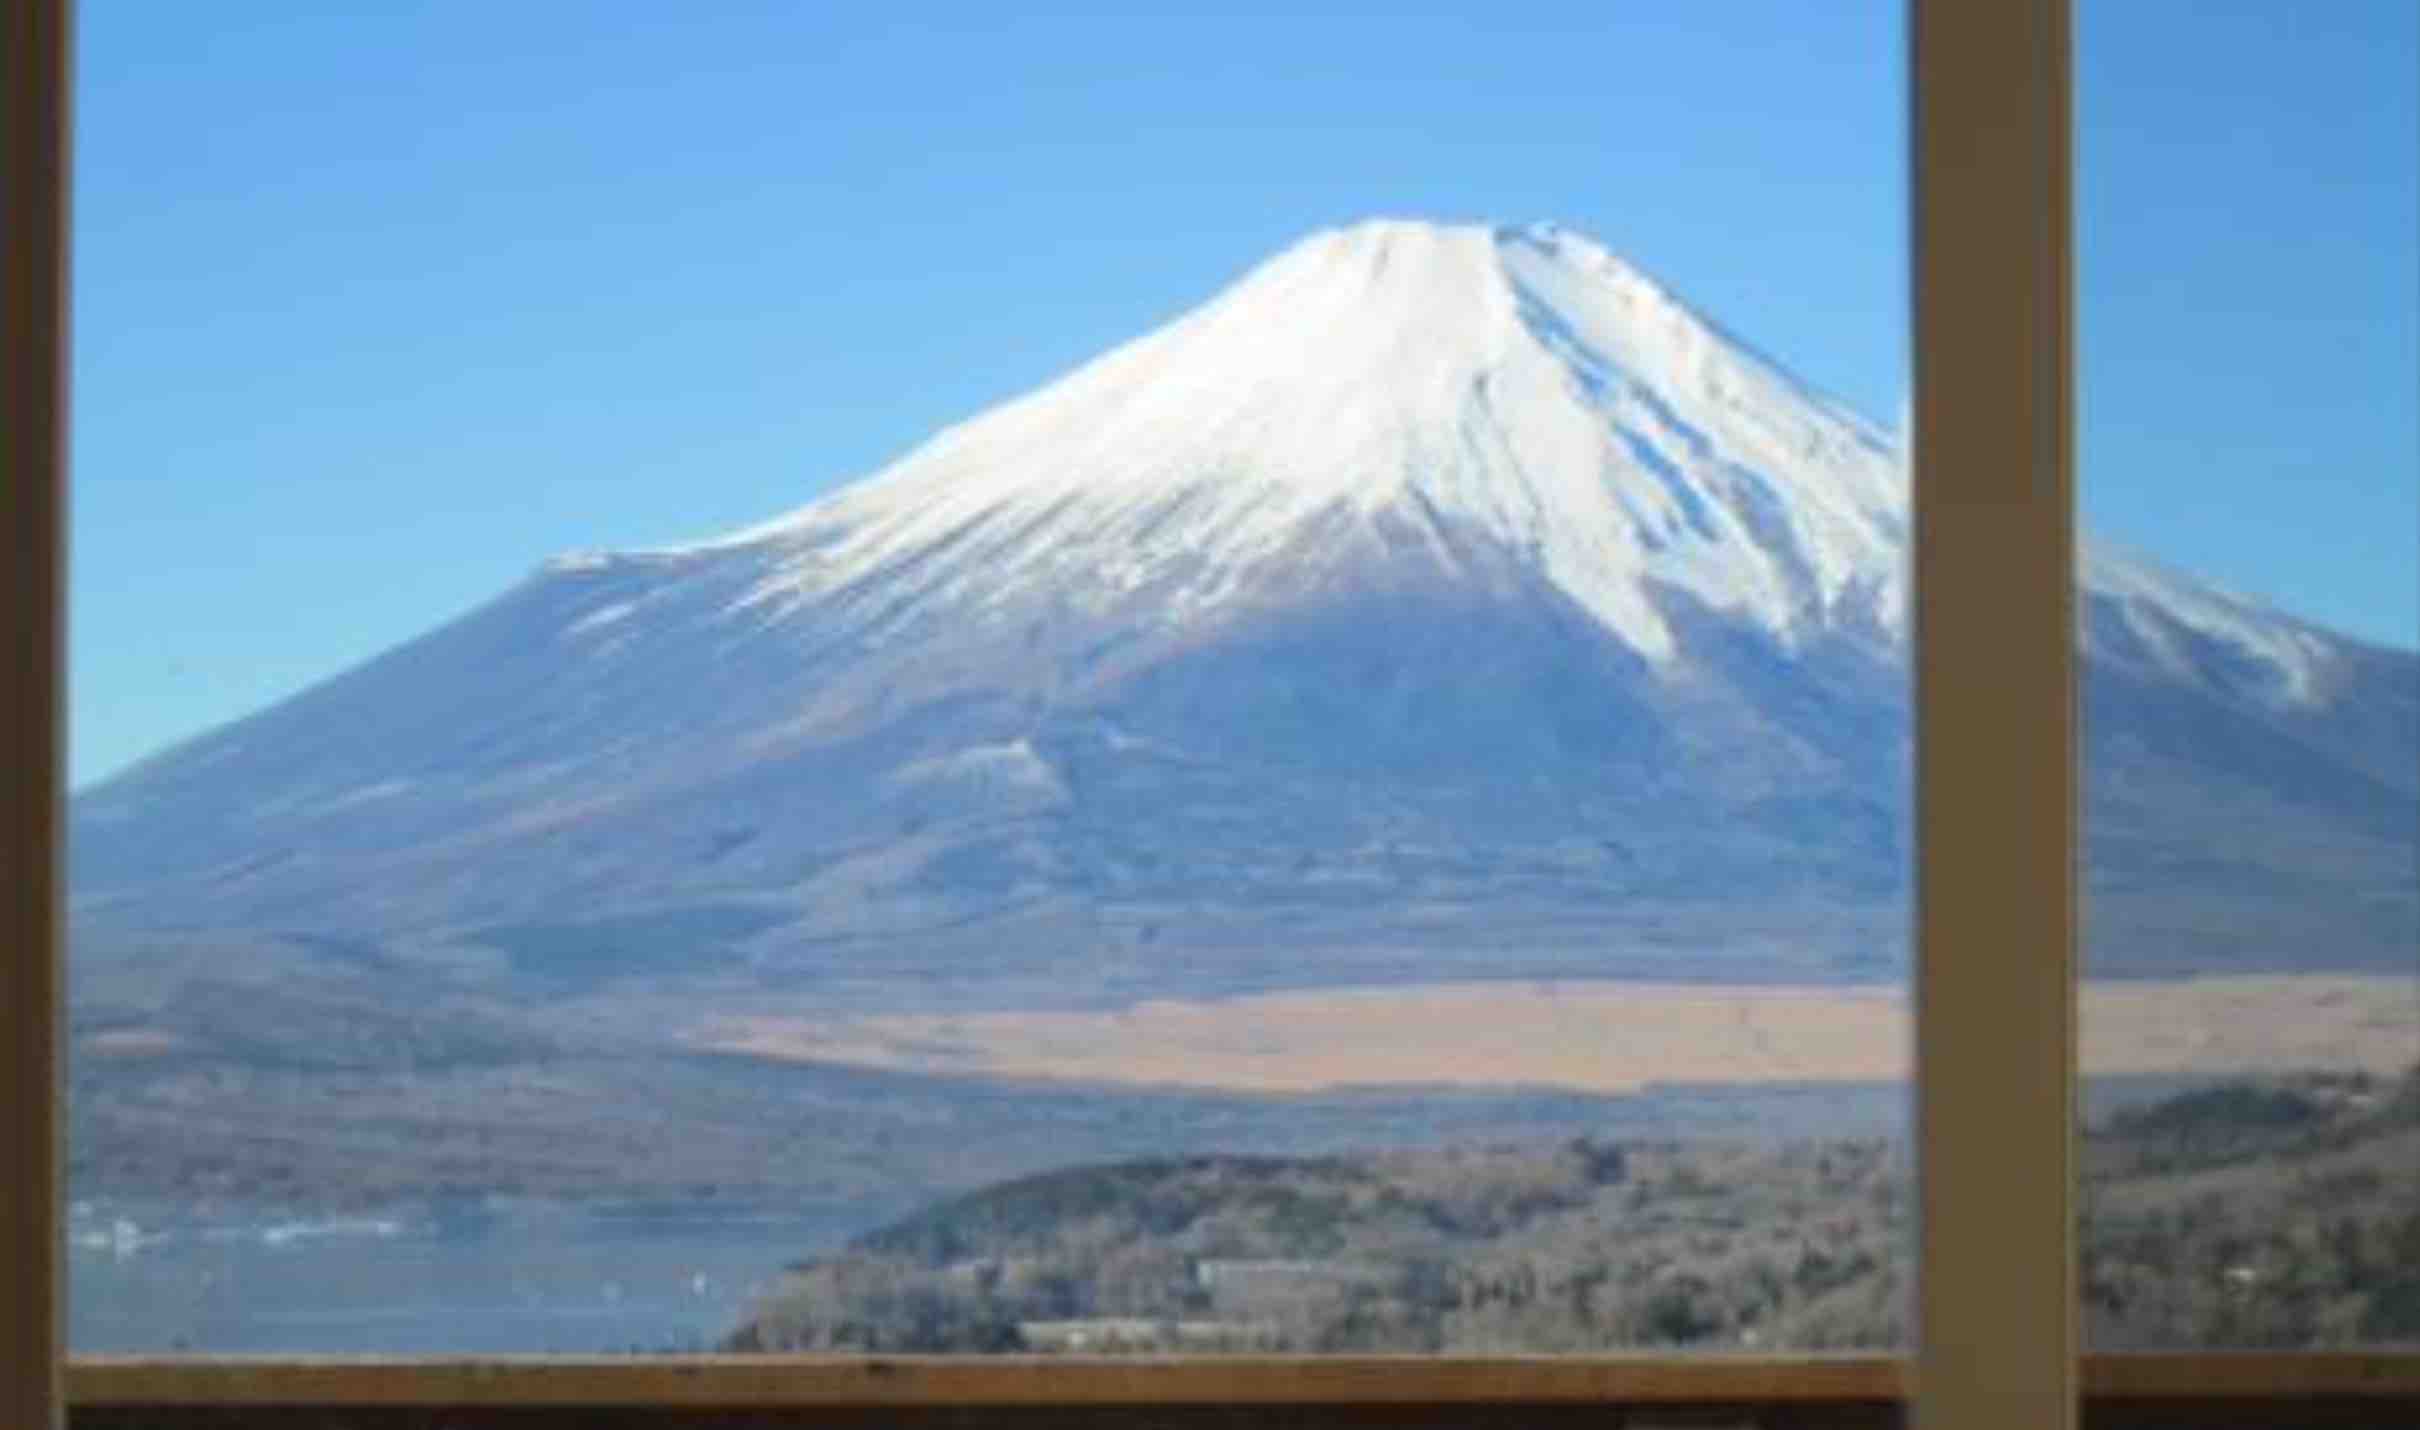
[1911, 1, 2078, 1427]
[2, 0, 72, 1427]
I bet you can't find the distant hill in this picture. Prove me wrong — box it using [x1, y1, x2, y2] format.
[728, 1068, 2420, 1353]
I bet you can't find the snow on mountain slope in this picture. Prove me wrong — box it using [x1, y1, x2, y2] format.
[2080, 540, 2342, 706]
[623, 218, 2335, 711]
[679, 220, 1910, 663]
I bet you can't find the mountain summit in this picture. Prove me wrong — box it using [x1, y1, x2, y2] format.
[72, 220, 2416, 999]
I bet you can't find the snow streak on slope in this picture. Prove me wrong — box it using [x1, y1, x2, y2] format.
[2081, 541, 2341, 704]
[682, 221, 1912, 662]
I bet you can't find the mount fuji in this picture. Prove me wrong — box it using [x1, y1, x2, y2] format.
[70, 220, 2417, 1008]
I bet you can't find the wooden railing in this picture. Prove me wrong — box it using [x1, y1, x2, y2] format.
[63, 1353, 2420, 1427]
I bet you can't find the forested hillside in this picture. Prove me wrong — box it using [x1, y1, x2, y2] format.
[728, 1068, 2420, 1353]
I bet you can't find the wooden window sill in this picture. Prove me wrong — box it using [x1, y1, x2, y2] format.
[65, 1351, 2420, 1408]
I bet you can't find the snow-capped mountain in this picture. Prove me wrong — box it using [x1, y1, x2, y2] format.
[703, 221, 1907, 662]
[70, 220, 2416, 1000]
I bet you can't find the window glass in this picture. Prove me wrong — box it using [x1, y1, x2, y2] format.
[2075, 0, 2420, 1351]
[69, 4, 1914, 1355]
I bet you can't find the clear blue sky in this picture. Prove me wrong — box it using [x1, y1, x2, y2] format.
[69, 3, 2416, 786]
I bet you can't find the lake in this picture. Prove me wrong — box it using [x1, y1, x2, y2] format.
[69, 1200, 867, 1354]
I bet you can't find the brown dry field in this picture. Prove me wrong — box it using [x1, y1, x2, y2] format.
[695, 974, 2419, 1094]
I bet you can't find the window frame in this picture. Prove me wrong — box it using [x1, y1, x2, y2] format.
[6, 1, 2416, 1426]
